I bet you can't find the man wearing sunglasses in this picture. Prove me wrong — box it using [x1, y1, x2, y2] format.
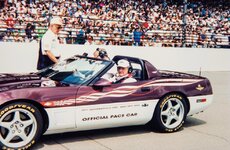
[37, 16, 63, 70]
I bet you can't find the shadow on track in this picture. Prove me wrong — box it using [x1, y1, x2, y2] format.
[33, 117, 205, 149]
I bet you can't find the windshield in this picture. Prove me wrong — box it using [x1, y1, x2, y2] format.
[38, 56, 111, 85]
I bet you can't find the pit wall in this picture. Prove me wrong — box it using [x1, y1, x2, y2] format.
[0, 42, 229, 73]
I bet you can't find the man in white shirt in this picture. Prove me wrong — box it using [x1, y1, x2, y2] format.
[112, 59, 137, 84]
[37, 16, 63, 70]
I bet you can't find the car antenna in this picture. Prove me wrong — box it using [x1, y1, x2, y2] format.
[199, 67, 202, 76]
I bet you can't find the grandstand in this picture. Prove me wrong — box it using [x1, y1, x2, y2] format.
[0, 0, 229, 48]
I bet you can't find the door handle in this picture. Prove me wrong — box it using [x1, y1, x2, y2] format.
[141, 87, 151, 92]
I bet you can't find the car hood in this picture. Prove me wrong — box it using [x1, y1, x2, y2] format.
[0, 73, 63, 92]
[0, 73, 41, 84]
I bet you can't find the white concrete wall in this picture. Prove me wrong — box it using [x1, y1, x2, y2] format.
[0, 42, 229, 73]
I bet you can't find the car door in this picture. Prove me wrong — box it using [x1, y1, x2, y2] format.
[75, 80, 158, 131]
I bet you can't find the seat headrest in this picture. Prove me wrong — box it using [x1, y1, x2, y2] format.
[132, 69, 142, 80]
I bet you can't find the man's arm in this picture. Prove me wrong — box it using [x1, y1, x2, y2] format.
[45, 50, 59, 63]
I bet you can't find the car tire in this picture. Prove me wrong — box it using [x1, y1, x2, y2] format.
[152, 93, 188, 132]
[0, 102, 43, 149]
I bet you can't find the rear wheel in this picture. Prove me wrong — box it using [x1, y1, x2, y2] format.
[152, 93, 188, 132]
[0, 102, 43, 149]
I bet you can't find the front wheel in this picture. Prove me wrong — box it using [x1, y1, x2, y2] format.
[0, 102, 43, 149]
[152, 93, 188, 132]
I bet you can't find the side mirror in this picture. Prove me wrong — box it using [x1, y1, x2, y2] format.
[93, 78, 111, 87]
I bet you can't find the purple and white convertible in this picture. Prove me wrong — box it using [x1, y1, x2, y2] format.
[0, 55, 213, 149]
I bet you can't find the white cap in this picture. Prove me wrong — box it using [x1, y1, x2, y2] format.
[50, 17, 63, 26]
[117, 59, 130, 68]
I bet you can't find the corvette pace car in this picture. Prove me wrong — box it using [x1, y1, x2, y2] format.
[0, 55, 213, 149]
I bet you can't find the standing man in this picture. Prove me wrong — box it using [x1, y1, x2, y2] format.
[37, 16, 63, 70]
[133, 28, 143, 46]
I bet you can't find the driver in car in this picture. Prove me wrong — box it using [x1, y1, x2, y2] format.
[111, 59, 137, 84]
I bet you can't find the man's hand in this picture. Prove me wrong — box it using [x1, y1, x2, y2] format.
[45, 50, 59, 63]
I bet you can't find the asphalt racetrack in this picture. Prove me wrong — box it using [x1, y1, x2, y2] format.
[33, 72, 230, 150]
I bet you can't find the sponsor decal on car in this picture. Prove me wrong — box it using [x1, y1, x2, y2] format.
[41, 80, 56, 87]
[196, 84, 204, 91]
[41, 98, 75, 107]
[82, 113, 138, 121]
[142, 103, 149, 107]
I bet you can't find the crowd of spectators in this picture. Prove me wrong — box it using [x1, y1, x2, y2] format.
[0, 0, 229, 48]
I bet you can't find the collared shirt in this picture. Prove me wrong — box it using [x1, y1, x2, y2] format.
[109, 74, 137, 84]
[41, 29, 60, 57]
[121, 77, 137, 83]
